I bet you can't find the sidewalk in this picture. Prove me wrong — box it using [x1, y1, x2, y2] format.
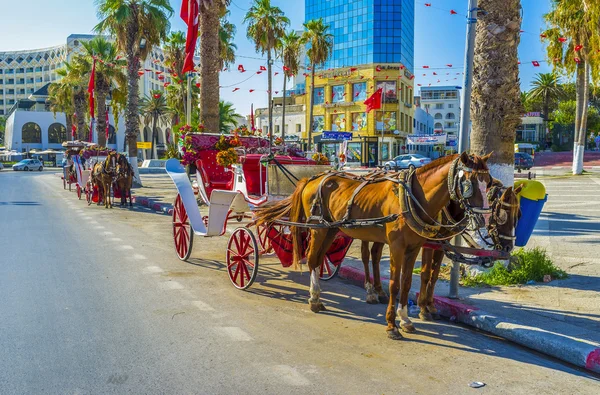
[130, 173, 179, 215]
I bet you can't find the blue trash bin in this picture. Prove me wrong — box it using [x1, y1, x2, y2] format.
[515, 194, 548, 247]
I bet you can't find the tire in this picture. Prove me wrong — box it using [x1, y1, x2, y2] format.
[38, 167, 43, 171]
[227, 227, 259, 290]
[408, 165, 416, 172]
[319, 256, 340, 281]
[172, 194, 194, 261]
[24, 166, 29, 171]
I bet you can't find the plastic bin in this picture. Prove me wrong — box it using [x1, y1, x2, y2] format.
[514, 180, 547, 247]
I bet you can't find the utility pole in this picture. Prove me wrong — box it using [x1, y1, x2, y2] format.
[450, 0, 478, 299]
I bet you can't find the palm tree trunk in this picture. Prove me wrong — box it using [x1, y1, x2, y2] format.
[151, 113, 158, 160]
[469, 0, 522, 186]
[307, 63, 316, 152]
[282, 76, 287, 142]
[573, 60, 590, 175]
[267, 50, 273, 146]
[73, 90, 87, 141]
[126, 19, 141, 186]
[96, 90, 107, 147]
[199, 3, 220, 133]
[572, 60, 586, 174]
[65, 112, 73, 141]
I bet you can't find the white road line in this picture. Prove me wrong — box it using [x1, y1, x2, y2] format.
[90, 221, 99, 225]
[144, 266, 164, 273]
[217, 327, 253, 341]
[159, 281, 184, 290]
[116, 245, 134, 251]
[591, 178, 600, 186]
[102, 231, 114, 236]
[270, 365, 310, 386]
[545, 194, 600, 197]
[132, 253, 147, 260]
[191, 301, 215, 311]
[94, 226, 105, 230]
[108, 237, 123, 242]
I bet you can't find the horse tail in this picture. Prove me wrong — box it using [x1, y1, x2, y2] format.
[288, 178, 309, 268]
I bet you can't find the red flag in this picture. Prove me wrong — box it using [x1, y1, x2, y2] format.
[232, 87, 240, 92]
[450, 10, 457, 15]
[256, 71, 263, 74]
[350, 67, 357, 72]
[433, 72, 437, 75]
[88, 58, 96, 120]
[425, 3, 431, 6]
[105, 105, 109, 140]
[238, 64, 246, 72]
[574, 44, 583, 52]
[540, 33, 547, 38]
[181, 0, 199, 73]
[532, 61, 540, 67]
[574, 57, 581, 64]
[260, 65, 267, 71]
[249, 89, 255, 92]
[446, 64, 453, 67]
[558, 37, 567, 43]
[376, 65, 382, 72]
[423, 65, 430, 68]
[71, 114, 77, 138]
[195, 82, 201, 88]
[283, 66, 290, 71]
[364, 88, 383, 113]
[274, 72, 279, 76]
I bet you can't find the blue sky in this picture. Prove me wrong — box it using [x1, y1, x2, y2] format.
[1, 0, 552, 118]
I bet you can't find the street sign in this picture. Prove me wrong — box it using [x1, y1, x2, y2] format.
[322, 132, 353, 141]
[137, 142, 152, 149]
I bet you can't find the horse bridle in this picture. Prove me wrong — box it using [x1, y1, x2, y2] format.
[102, 153, 117, 176]
[478, 185, 521, 249]
[115, 156, 131, 180]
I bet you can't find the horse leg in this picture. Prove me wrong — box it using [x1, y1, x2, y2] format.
[307, 228, 337, 313]
[425, 250, 444, 320]
[385, 243, 403, 340]
[361, 241, 378, 304]
[371, 242, 388, 304]
[109, 180, 113, 208]
[418, 248, 434, 321]
[397, 246, 421, 333]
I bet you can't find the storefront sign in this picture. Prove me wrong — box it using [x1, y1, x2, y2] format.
[407, 134, 447, 145]
[322, 132, 353, 141]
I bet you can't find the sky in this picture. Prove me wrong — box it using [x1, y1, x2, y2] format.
[0, 0, 553, 119]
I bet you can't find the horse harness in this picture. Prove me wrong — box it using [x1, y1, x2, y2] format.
[478, 184, 521, 249]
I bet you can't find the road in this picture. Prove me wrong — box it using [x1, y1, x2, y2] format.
[0, 170, 598, 394]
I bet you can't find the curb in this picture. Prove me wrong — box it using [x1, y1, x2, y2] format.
[131, 196, 173, 216]
[338, 265, 600, 374]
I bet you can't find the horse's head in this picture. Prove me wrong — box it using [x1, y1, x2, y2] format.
[452, 152, 493, 228]
[104, 151, 118, 175]
[487, 184, 523, 252]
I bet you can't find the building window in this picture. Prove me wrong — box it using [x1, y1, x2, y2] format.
[108, 125, 117, 144]
[353, 82, 367, 101]
[445, 122, 455, 129]
[296, 124, 301, 134]
[351, 112, 367, 131]
[18, 89, 25, 94]
[435, 103, 444, 109]
[376, 81, 397, 102]
[313, 87, 325, 105]
[331, 113, 346, 131]
[26, 67, 33, 73]
[332, 85, 345, 103]
[448, 103, 454, 109]
[313, 115, 325, 132]
[48, 123, 67, 143]
[376, 111, 397, 131]
[434, 113, 443, 120]
[446, 113, 456, 119]
[434, 122, 443, 129]
[22, 122, 42, 144]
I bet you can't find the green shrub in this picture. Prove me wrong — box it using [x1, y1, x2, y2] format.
[463, 247, 567, 287]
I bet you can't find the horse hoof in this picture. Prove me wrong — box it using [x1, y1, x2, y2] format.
[378, 294, 389, 304]
[309, 302, 326, 313]
[366, 293, 379, 304]
[419, 311, 434, 321]
[401, 322, 416, 333]
[387, 327, 403, 340]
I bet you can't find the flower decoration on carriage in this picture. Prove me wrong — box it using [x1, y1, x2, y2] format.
[311, 152, 330, 165]
[339, 153, 347, 163]
[216, 148, 239, 167]
[274, 137, 284, 146]
[233, 125, 255, 136]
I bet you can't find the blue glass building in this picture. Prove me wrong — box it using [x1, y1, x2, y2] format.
[305, 0, 414, 72]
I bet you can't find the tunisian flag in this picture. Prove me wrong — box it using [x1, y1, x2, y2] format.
[364, 88, 383, 113]
[88, 58, 96, 119]
[181, 0, 199, 73]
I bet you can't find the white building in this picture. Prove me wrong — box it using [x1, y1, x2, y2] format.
[517, 112, 546, 145]
[255, 103, 306, 141]
[419, 86, 460, 144]
[413, 101, 434, 134]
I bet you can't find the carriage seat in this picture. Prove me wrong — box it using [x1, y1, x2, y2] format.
[195, 150, 234, 195]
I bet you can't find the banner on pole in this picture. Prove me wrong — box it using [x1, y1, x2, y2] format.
[407, 134, 447, 145]
[137, 142, 153, 149]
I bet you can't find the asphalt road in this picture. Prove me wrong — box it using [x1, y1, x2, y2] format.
[0, 170, 598, 394]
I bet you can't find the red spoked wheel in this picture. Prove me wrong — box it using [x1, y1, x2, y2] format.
[172, 194, 194, 261]
[319, 256, 340, 281]
[76, 184, 82, 200]
[85, 184, 92, 205]
[226, 227, 259, 290]
[257, 223, 273, 254]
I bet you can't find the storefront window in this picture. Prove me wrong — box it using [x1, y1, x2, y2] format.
[352, 112, 367, 131]
[331, 113, 346, 131]
[353, 82, 367, 101]
[346, 142, 361, 163]
[376, 111, 397, 131]
[314, 87, 324, 105]
[376, 81, 397, 102]
[313, 115, 325, 132]
[332, 85, 345, 103]
[381, 143, 390, 161]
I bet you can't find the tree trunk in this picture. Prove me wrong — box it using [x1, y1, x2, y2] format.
[307, 63, 316, 152]
[267, 50, 273, 146]
[73, 89, 87, 141]
[469, 0, 522, 186]
[199, 3, 220, 133]
[96, 90, 107, 147]
[573, 61, 590, 175]
[65, 112, 73, 141]
[151, 114, 158, 160]
[126, 16, 141, 185]
[282, 76, 287, 142]
[572, 60, 586, 174]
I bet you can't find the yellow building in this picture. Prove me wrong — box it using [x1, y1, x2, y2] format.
[302, 64, 415, 167]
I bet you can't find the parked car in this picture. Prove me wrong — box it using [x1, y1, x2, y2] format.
[0, 162, 4, 171]
[384, 154, 432, 171]
[514, 152, 534, 171]
[12, 159, 44, 171]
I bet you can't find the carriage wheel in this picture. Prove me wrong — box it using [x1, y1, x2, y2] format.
[63, 177, 66, 190]
[85, 185, 92, 206]
[257, 223, 272, 254]
[226, 227, 259, 290]
[76, 185, 82, 200]
[172, 194, 194, 261]
[319, 256, 340, 281]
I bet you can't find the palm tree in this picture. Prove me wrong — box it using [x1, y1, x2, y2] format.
[301, 18, 333, 151]
[219, 101, 241, 133]
[219, 11, 237, 70]
[469, 0, 522, 186]
[279, 30, 301, 141]
[139, 91, 170, 159]
[95, 0, 173, 183]
[48, 76, 76, 140]
[163, 31, 189, 126]
[198, 0, 231, 134]
[244, 0, 290, 145]
[55, 64, 88, 141]
[75, 37, 127, 147]
[543, 0, 600, 174]
[527, 73, 563, 121]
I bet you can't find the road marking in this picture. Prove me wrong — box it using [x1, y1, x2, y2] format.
[144, 266, 164, 273]
[191, 300, 215, 311]
[117, 245, 134, 251]
[133, 253, 147, 260]
[591, 178, 600, 186]
[159, 281, 184, 290]
[102, 231, 114, 236]
[270, 365, 310, 386]
[90, 221, 99, 225]
[217, 327, 253, 341]
[108, 237, 123, 242]
[94, 226, 105, 230]
[81, 216, 92, 220]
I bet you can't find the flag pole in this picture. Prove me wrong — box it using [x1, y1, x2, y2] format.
[379, 86, 385, 166]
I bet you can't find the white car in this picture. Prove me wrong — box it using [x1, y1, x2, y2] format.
[384, 154, 432, 171]
[12, 159, 44, 171]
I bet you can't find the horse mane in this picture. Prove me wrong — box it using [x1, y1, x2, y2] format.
[416, 154, 458, 176]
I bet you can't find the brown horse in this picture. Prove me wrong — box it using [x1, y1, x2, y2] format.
[115, 154, 134, 207]
[92, 151, 118, 209]
[254, 152, 493, 339]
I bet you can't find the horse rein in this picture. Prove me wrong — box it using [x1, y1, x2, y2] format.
[478, 185, 521, 249]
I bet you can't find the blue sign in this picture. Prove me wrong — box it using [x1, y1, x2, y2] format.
[322, 131, 353, 141]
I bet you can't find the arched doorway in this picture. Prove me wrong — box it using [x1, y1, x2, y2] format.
[22, 122, 42, 144]
[48, 123, 67, 144]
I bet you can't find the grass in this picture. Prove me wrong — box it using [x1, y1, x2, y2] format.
[462, 247, 568, 287]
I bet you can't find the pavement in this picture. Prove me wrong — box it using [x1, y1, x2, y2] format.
[4, 171, 600, 393]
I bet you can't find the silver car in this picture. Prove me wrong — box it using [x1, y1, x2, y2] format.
[384, 154, 432, 171]
[12, 159, 44, 171]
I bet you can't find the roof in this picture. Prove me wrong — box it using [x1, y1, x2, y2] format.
[31, 83, 51, 98]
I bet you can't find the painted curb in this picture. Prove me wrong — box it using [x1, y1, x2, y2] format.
[131, 196, 173, 216]
[338, 265, 600, 373]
